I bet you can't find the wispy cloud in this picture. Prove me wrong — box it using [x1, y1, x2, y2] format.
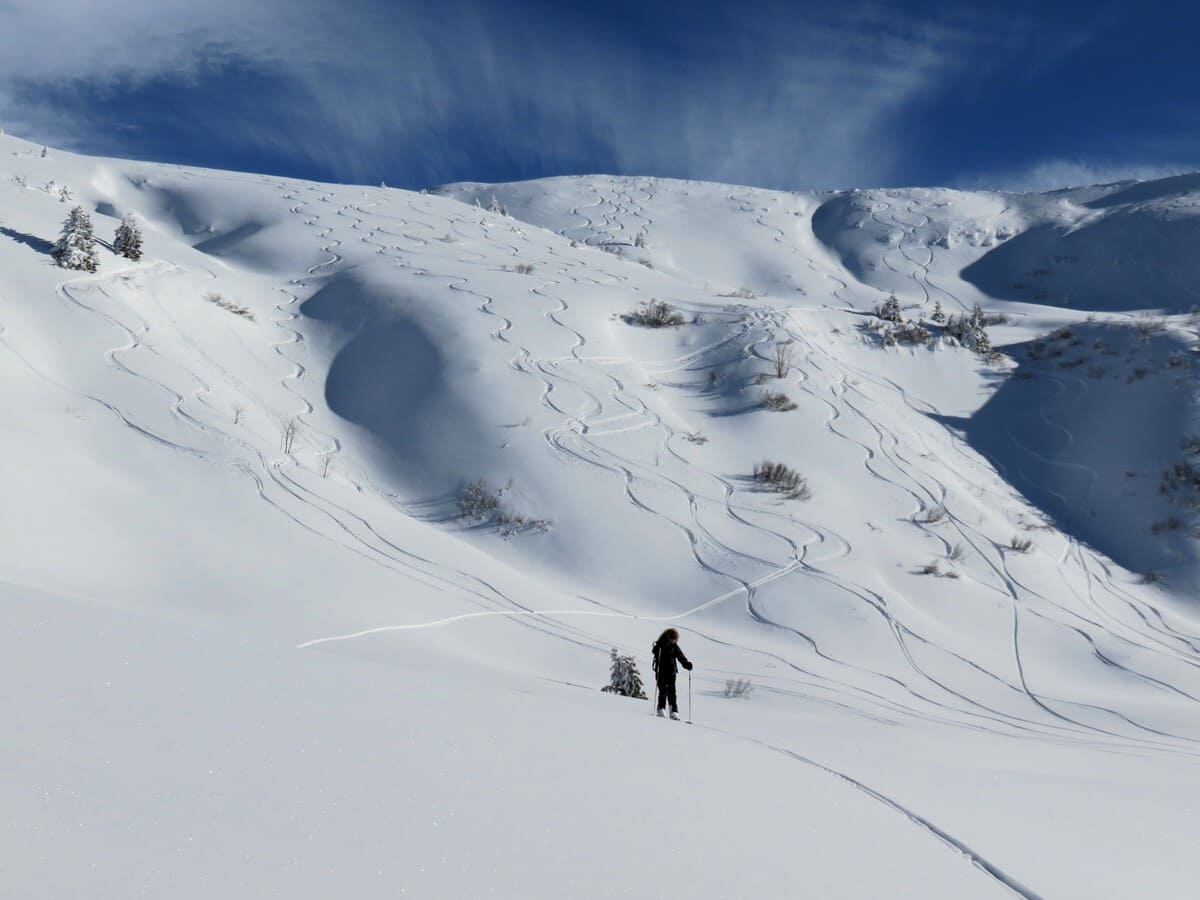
[958, 159, 1200, 193]
[0, 0, 1019, 189]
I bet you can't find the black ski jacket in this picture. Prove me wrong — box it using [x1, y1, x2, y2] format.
[652, 639, 693, 680]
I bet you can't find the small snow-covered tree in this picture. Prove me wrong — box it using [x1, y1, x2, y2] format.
[931, 301, 946, 323]
[488, 194, 507, 216]
[634, 230, 646, 248]
[52, 206, 99, 272]
[600, 648, 647, 699]
[112, 214, 144, 260]
[875, 293, 903, 323]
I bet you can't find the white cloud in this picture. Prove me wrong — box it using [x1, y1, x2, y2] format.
[0, 0, 1016, 189]
[957, 159, 1200, 193]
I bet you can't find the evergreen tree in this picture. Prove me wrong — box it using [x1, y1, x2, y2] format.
[52, 206, 99, 272]
[931, 301, 945, 323]
[600, 648, 647, 699]
[112, 214, 143, 261]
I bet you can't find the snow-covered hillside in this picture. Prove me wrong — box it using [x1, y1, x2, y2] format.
[5, 133, 1200, 899]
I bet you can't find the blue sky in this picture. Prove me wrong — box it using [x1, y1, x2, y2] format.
[1, 0, 1196, 191]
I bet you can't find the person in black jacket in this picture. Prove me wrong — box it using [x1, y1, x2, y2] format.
[652, 628, 693, 719]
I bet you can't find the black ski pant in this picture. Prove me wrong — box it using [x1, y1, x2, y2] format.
[656, 675, 678, 712]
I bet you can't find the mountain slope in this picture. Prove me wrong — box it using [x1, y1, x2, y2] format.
[4, 135, 1200, 898]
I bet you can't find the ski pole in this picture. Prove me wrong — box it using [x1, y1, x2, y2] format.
[652, 683, 658, 716]
[687, 670, 693, 724]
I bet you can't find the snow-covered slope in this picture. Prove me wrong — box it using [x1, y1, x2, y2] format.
[5, 134, 1200, 899]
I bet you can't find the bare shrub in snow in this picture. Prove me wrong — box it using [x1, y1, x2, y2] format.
[723, 678, 754, 699]
[319, 448, 336, 479]
[205, 292, 255, 321]
[920, 559, 941, 576]
[626, 300, 683, 328]
[753, 461, 812, 500]
[1135, 315, 1166, 339]
[761, 390, 797, 412]
[232, 405, 244, 425]
[682, 431, 708, 445]
[948, 542, 966, 562]
[511, 262, 535, 274]
[1140, 571, 1164, 586]
[1009, 534, 1034, 553]
[280, 417, 298, 454]
[601, 649, 647, 699]
[773, 342, 794, 378]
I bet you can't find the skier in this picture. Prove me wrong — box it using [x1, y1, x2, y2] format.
[651, 628, 693, 720]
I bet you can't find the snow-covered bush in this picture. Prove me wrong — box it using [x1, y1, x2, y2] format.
[458, 479, 549, 537]
[874, 293, 903, 323]
[761, 390, 797, 412]
[52, 206, 99, 272]
[626, 300, 683, 328]
[601, 648, 647, 699]
[881, 320, 932, 347]
[112, 214, 143, 261]
[931, 301, 946, 323]
[753, 461, 811, 500]
[458, 479, 501, 520]
[946, 304, 992, 354]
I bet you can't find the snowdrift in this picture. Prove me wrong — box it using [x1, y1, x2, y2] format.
[4, 133, 1200, 898]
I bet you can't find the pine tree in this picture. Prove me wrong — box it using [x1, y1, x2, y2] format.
[52, 206, 99, 272]
[600, 648, 647, 699]
[931, 301, 945, 323]
[113, 214, 143, 261]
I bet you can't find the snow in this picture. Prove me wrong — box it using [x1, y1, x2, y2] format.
[4, 134, 1200, 898]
